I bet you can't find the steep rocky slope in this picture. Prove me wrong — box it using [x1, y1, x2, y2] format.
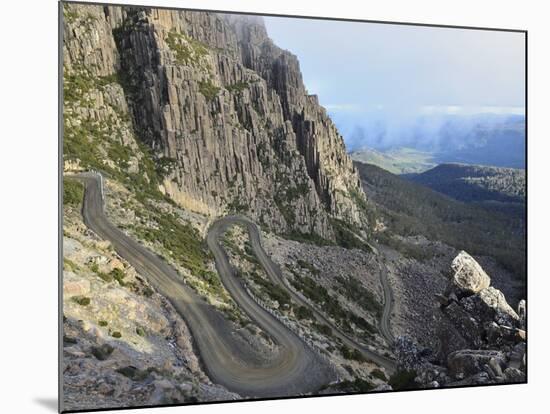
[393, 251, 526, 389]
[62, 178, 239, 410]
[63, 3, 366, 241]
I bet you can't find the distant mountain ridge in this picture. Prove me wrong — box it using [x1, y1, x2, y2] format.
[404, 163, 525, 204]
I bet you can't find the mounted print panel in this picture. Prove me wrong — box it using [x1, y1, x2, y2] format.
[60, 1, 526, 412]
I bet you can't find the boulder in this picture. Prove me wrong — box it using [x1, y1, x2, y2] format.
[450, 251, 491, 295]
[90, 343, 115, 361]
[486, 322, 525, 346]
[487, 357, 504, 378]
[461, 287, 519, 327]
[517, 299, 526, 329]
[451, 371, 491, 386]
[372, 384, 393, 392]
[148, 379, 183, 405]
[447, 349, 505, 379]
[63, 272, 91, 297]
[508, 342, 526, 370]
[503, 367, 526, 383]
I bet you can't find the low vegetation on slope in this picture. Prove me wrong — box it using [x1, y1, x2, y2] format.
[354, 161, 525, 282]
[63, 15, 236, 317]
[63, 178, 84, 206]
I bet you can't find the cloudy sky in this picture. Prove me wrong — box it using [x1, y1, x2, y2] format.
[263, 16, 525, 150]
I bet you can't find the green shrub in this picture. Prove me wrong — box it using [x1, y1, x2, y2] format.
[91, 343, 114, 360]
[63, 178, 84, 206]
[63, 335, 77, 345]
[295, 305, 314, 320]
[136, 326, 145, 337]
[371, 368, 387, 381]
[116, 366, 149, 381]
[389, 370, 417, 390]
[340, 344, 365, 362]
[314, 323, 333, 337]
[71, 296, 91, 306]
[334, 378, 374, 393]
[110, 268, 126, 286]
[331, 218, 372, 252]
[291, 274, 377, 337]
[98, 320, 109, 327]
[248, 271, 290, 306]
[111, 331, 122, 338]
[63, 258, 79, 272]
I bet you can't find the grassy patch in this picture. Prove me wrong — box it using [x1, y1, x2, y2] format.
[63, 178, 84, 206]
[247, 270, 291, 307]
[331, 218, 372, 252]
[225, 82, 249, 93]
[63, 4, 79, 24]
[165, 30, 209, 66]
[63, 258, 80, 272]
[336, 276, 382, 317]
[133, 212, 225, 297]
[290, 274, 377, 338]
[285, 231, 334, 247]
[198, 80, 220, 101]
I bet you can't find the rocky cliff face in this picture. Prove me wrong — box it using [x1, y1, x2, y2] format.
[63, 3, 366, 240]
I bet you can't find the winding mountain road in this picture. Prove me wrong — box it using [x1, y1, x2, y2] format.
[72, 172, 395, 397]
[210, 216, 396, 372]
[367, 243, 395, 345]
[75, 172, 334, 397]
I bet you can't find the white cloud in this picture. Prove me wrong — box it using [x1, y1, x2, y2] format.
[419, 105, 525, 116]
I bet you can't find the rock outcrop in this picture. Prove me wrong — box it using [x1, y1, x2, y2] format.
[448, 251, 491, 295]
[394, 251, 526, 388]
[63, 3, 367, 240]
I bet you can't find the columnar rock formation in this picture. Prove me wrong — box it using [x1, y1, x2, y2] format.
[63, 3, 367, 240]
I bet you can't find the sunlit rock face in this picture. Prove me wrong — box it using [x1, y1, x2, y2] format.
[64, 3, 368, 240]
